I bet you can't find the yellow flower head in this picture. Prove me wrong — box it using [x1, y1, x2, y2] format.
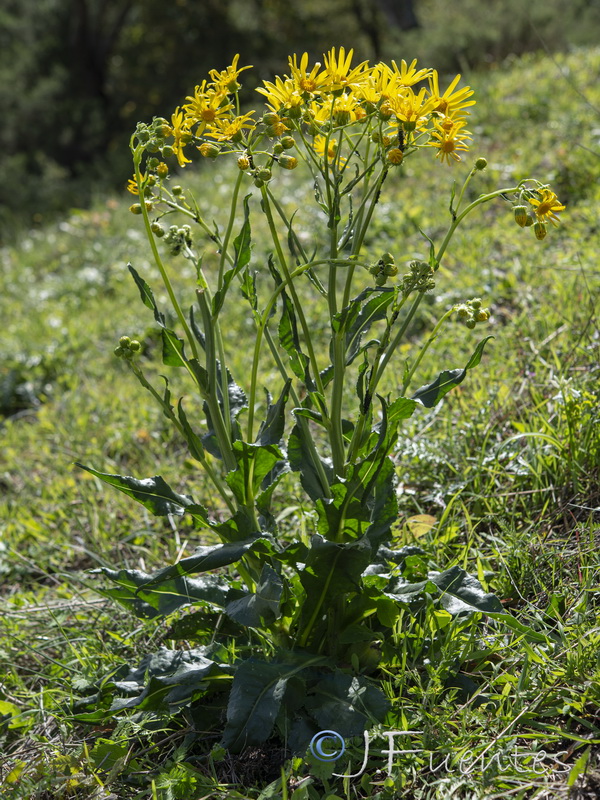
[288, 52, 328, 95]
[390, 58, 432, 87]
[428, 118, 472, 163]
[313, 134, 346, 165]
[167, 108, 192, 167]
[183, 80, 233, 134]
[209, 54, 252, 93]
[205, 111, 256, 142]
[256, 76, 304, 115]
[322, 46, 371, 92]
[388, 87, 437, 131]
[428, 71, 476, 117]
[528, 189, 565, 225]
[127, 175, 140, 195]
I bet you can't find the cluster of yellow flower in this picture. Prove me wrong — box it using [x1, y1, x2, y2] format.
[157, 48, 477, 170]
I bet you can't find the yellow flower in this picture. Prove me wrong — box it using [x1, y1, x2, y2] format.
[208, 54, 252, 93]
[428, 71, 476, 117]
[331, 93, 361, 127]
[288, 52, 328, 95]
[127, 175, 140, 195]
[428, 118, 472, 163]
[256, 76, 304, 115]
[528, 189, 565, 225]
[388, 87, 437, 131]
[389, 58, 432, 87]
[313, 134, 346, 164]
[167, 108, 192, 167]
[183, 80, 233, 134]
[205, 111, 256, 142]
[321, 46, 371, 92]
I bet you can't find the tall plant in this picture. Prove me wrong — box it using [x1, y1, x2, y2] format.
[78, 48, 563, 754]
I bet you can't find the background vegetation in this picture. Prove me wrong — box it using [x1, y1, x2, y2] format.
[0, 5, 599, 799]
[1, 0, 600, 236]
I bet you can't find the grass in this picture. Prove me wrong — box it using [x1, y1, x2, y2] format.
[1, 47, 599, 799]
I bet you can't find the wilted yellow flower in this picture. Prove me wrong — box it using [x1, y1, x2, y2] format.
[528, 189, 565, 225]
[127, 175, 140, 195]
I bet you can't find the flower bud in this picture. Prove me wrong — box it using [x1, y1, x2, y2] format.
[148, 157, 160, 169]
[524, 214, 534, 227]
[513, 205, 529, 228]
[114, 346, 125, 357]
[476, 309, 490, 322]
[198, 142, 220, 158]
[262, 112, 280, 126]
[151, 222, 165, 237]
[381, 252, 395, 266]
[257, 168, 272, 182]
[384, 263, 398, 277]
[470, 298, 482, 309]
[466, 319, 476, 329]
[156, 162, 169, 178]
[129, 340, 141, 352]
[386, 148, 404, 165]
[119, 335, 131, 348]
[375, 273, 388, 286]
[129, 203, 142, 215]
[272, 143, 284, 155]
[278, 154, 298, 170]
[474, 157, 487, 171]
[378, 102, 393, 120]
[237, 155, 250, 170]
[161, 145, 175, 158]
[281, 136, 295, 149]
[172, 185, 183, 195]
[534, 221, 547, 240]
[254, 177, 265, 188]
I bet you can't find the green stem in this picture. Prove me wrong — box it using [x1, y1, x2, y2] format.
[401, 308, 454, 395]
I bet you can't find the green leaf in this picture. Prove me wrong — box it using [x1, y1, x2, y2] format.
[430, 566, 504, 614]
[222, 654, 324, 752]
[213, 194, 252, 315]
[288, 422, 332, 501]
[177, 399, 204, 461]
[412, 336, 494, 408]
[256, 380, 292, 446]
[278, 289, 312, 384]
[226, 442, 284, 505]
[76, 464, 192, 516]
[333, 288, 396, 366]
[93, 567, 237, 619]
[240, 268, 258, 311]
[128, 264, 165, 326]
[109, 647, 232, 712]
[225, 565, 283, 626]
[306, 673, 389, 738]
[161, 327, 187, 367]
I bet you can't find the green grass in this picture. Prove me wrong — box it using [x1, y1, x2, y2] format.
[1, 47, 599, 799]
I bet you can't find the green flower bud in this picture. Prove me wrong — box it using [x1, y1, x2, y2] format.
[466, 319, 476, 329]
[150, 222, 165, 237]
[172, 185, 183, 195]
[281, 135, 295, 149]
[470, 298, 482, 309]
[381, 252, 395, 266]
[198, 142, 220, 158]
[119, 336, 131, 348]
[129, 340, 141, 352]
[262, 112, 280, 126]
[476, 309, 490, 322]
[129, 203, 142, 215]
[254, 177, 265, 188]
[384, 263, 398, 277]
[534, 221, 547, 240]
[513, 205, 529, 227]
[272, 143, 284, 155]
[161, 145, 175, 158]
[278, 154, 298, 170]
[474, 157, 487, 171]
[257, 168, 272, 182]
[156, 162, 169, 178]
[148, 157, 160, 169]
[375, 273, 387, 286]
[113, 346, 125, 357]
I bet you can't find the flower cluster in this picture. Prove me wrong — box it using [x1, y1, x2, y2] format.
[512, 187, 566, 239]
[130, 48, 479, 184]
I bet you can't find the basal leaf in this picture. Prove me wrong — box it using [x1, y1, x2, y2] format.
[305, 673, 389, 738]
[225, 565, 283, 627]
[412, 336, 494, 408]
